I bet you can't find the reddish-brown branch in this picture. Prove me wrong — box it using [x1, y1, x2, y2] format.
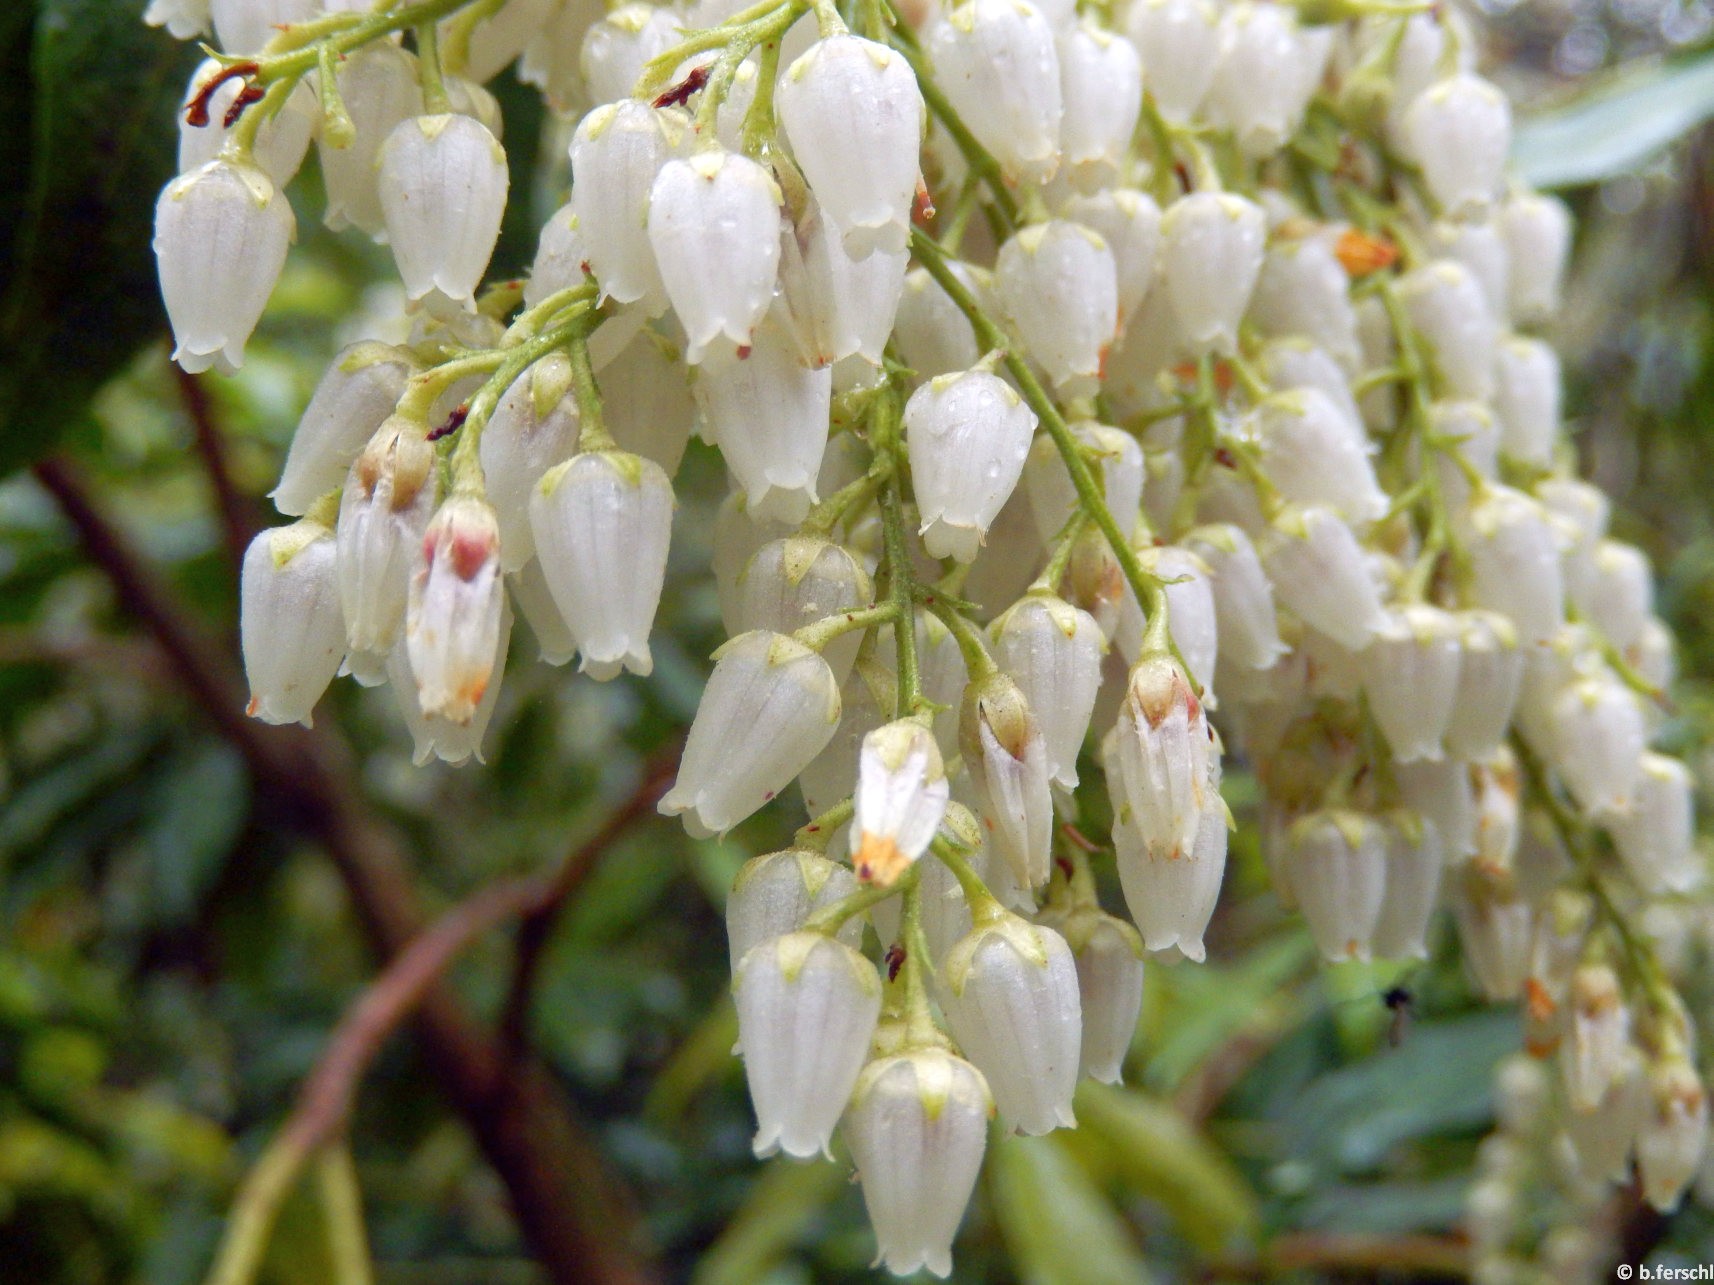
[1207, 1231, 1469, 1280]
[31, 455, 662, 1285]
[175, 367, 263, 581]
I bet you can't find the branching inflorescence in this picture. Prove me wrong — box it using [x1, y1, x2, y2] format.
[149, 0, 1709, 1275]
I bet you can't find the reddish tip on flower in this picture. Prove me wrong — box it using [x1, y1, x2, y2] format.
[1335, 228, 1398, 277]
[1525, 976, 1556, 1023]
[856, 831, 909, 886]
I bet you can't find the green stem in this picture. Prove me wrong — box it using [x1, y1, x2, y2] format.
[691, 2, 807, 138]
[563, 326, 616, 451]
[317, 43, 355, 148]
[919, 591, 996, 681]
[314, 1145, 374, 1285]
[930, 835, 1003, 925]
[800, 469, 885, 536]
[245, 0, 483, 86]
[739, 25, 785, 158]
[898, 878, 942, 1047]
[804, 862, 918, 935]
[873, 391, 926, 717]
[1031, 512, 1089, 593]
[796, 796, 855, 850]
[793, 602, 901, 653]
[221, 73, 301, 166]
[637, 0, 799, 95]
[416, 21, 452, 115]
[441, 0, 505, 74]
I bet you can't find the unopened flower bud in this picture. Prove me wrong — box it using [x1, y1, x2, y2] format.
[1261, 505, 1388, 651]
[905, 368, 1037, 562]
[240, 518, 345, 726]
[1443, 611, 1523, 761]
[1125, 0, 1220, 124]
[570, 101, 685, 312]
[337, 417, 438, 661]
[927, 0, 1063, 183]
[942, 913, 1081, 1134]
[855, 721, 950, 885]
[1160, 191, 1267, 353]
[1637, 1054, 1709, 1213]
[845, 1046, 992, 1277]
[735, 931, 881, 1158]
[661, 631, 842, 837]
[1404, 74, 1510, 218]
[1057, 22, 1142, 193]
[726, 848, 863, 973]
[318, 44, 424, 240]
[530, 449, 673, 680]
[154, 159, 294, 374]
[407, 495, 505, 725]
[1113, 784, 1227, 960]
[1112, 654, 1216, 863]
[1359, 604, 1463, 763]
[959, 672, 1054, 890]
[996, 220, 1118, 395]
[989, 593, 1105, 792]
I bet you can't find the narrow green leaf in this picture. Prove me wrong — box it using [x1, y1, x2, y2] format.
[987, 1134, 1153, 1285]
[1512, 51, 1714, 190]
[692, 1155, 847, 1285]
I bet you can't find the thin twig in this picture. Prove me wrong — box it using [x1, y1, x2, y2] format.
[175, 366, 262, 580]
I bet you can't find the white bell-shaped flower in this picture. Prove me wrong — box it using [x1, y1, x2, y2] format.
[1059, 189, 1162, 327]
[530, 449, 674, 680]
[1025, 422, 1144, 546]
[1443, 610, 1523, 760]
[1206, 3, 1332, 158]
[510, 559, 575, 666]
[734, 931, 881, 1158]
[694, 308, 831, 524]
[736, 536, 873, 683]
[1358, 603, 1463, 763]
[405, 495, 506, 725]
[1397, 259, 1497, 401]
[1537, 476, 1610, 607]
[1056, 22, 1142, 193]
[845, 1047, 992, 1279]
[777, 35, 925, 258]
[1184, 524, 1287, 672]
[1260, 505, 1388, 651]
[1637, 1055, 1710, 1213]
[1287, 810, 1387, 963]
[661, 630, 842, 837]
[523, 203, 584, 306]
[941, 912, 1081, 1134]
[1372, 815, 1443, 961]
[377, 113, 509, 314]
[210, 0, 319, 54]
[442, 0, 555, 83]
[989, 593, 1106, 792]
[146, 0, 210, 39]
[1126, 546, 1219, 692]
[904, 367, 1037, 562]
[927, 0, 1063, 183]
[854, 721, 950, 886]
[178, 61, 315, 184]
[1245, 389, 1386, 527]
[995, 220, 1118, 394]
[712, 494, 796, 635]
[893, 262, 987, 381]
[1565, 1049, 1648, 1184]
[1037, 908, 1145, 1084]
[240, 518, 346, 727]
[1427, 399, 1499, 508]
[1124, 0, 1220, 124]
[1561, 963, 1631, 1112]
[1424, 217, 1510, 322]
[778, 198, 909, 370]
[1547, 672, 1646, 815]
[1493, 337, 1561, 468]
[1500, 191, 1573, 326]
[600, 329, 696, 475]
[1458, 485, 1566, 645]
[726, 848, 864, 973]
[1159, 192, 1267, 354]
[1396, 758, 1478, 860]
[1606, 753, 1699, 894]
[1257, 339, 1363, 431]
[1111, 654, 1216, 864]
[1113, 787, 1227, 961]
[1404, 73, 1510, 218]
[272, 343, 418, 516]
[318, 43, 424, 240]
[648, 150, 784, 364]
[580, 3, 681, 105]
[1580, 539, 1654, 652]
[336, 417, 439, 661]
[958, 672, 1055, 890]
[154, 159, 294, 375]
[388, 598, 512, 766]
[571, 101, 685, 312]
[1246, 232, 1361, 370]
[478, 355, 582, 571]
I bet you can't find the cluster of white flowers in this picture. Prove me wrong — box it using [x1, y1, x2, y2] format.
[151, 0, 1711, 1273]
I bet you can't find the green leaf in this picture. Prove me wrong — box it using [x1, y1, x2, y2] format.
[1512, 50, 1714, 190]
[988, 1134, 1153, 1285]
[0, 0, 199, 475]
[692, 1156, 848, 1285]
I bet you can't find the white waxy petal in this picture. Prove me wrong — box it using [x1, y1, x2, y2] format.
[1126, 547, 1218, 693]
[799, 660, 895, 842]
[1443, 611, 1523, 760]
[1058, 189, 1161, 326]
[571, 101, 686, 312]
[1565, 1050, 1649, 1184]
[1547, 673, 1646, 815]
[1206, 3, 1331, 158]
[441, 0, 556, 83]
[1425, 217, 1511, 322]
[1036, 908, 1145, 1084]
[694, 308, 831, 524]
[523, 203, 584, 307]
[1606, 753, 1700, 894]
[1056, 22, 1142, 193]
[210, 0, 319, 54]
[855, 721, 950, 885]
[154, 159, 294, 375]
[240, 519, 345, 727]
[336, 417, 439, 658]
[1427, 400, 1499, 509]
[146, 0, 210, 39]
[1561, 964, 1631, 1112]
[845, 1049, 992, 1279]
[959, 673, 1055, 890]
[778, 35, 926, 258]
[713, 494, 796, 636]
[927, 0, 1063, 183]
[1396, 758, 1478, 860]
[1184, 524, 1287, 672]
[942, 914, 1081, 1135]
[1359, 604, 1463, 763]
[319, 44, 424, 240]
[1287, 810, 1387, 964]
[580, 2, 681, 105]
[1372, 816, 1443, 962]
[996, 220, 1118, 395]
[905, 368, 1037, 562]
[388, 598, 512, 765]
[273, 342, 418, 516]
[1637, 1056, 1710, 1213]
[1537, 476, 1609, 608]
[1245, 389, 1386, 527]
[1405, 73, 1510, 218]
[736, 537, 872, 684]
[1260, 505, 1388, 651]
[1246, 231, 1360, 369]
[1448, 856, 1533, 1001]
[480, 354, 582, 571]
[1397, 258, 1497, 401]
[734, 931, 882, 1159]
[406, 495, 506, 724]
[726, 848, 863, 973]
[648, 150, 784, 365]
[778, 198, 909, 369]
[1580, 539, 1654, 652]
[1257, 339, 1362, 423]
[660, 630, 842, 837]
[989, 593, 1106, 792]
[1113, 786, 1227, 961]
[510, 559, 576, 665]
[600, 329, 696, 475]
[893, 262, 987, 381]
[1160, 192, 1267, 354]
[178, 61, 315, 185]
[1501, 191, 1573, 326]
[378, 114, 509, 314]
[1024, 422, 1143, 547]
[1458, 485, 1566, 645]
[1112, 655, 1216, 865]
[1493, 336, 1561, 468]
[530, 450, 674, 680]
[1124, 0, 1220, 123]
